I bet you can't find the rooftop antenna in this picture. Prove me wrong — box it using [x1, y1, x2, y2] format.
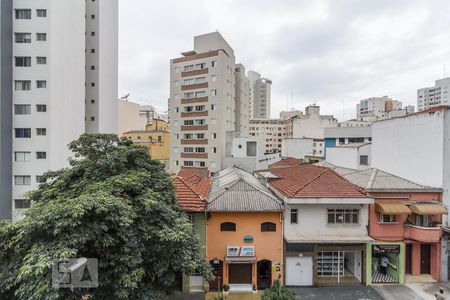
[120, 93, 130, 101]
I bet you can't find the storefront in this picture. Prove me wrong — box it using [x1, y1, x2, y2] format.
[285, 243, 366, 286]
[366, 242, 405, 285]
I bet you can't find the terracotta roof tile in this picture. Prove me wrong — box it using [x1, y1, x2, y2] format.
[172, 167, 211, 212]
[269, 157, 302, 168]
[267, 165, 368, 198]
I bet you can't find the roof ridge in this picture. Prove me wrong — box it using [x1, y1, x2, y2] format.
[324, 167, 368, 196]
[175, 176, 208, 202]
[373, 168, 435, 189]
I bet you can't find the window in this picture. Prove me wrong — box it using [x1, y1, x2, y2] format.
[184, 65, 194, 72]
[91, 32, 95, 36]
[15, 57, 31, 67]
[327, 208, 359, 224]
[212, 133, 217, 139]
[36, 128, 47, 136]
[348, 137, 365, 143]
[184, 134, 193, 139]
[184, 92, 194, 98]
[90, 116, 95, 121]
[15, 128, 31, 138]
[36, 57, 47, 64]
[220, 222, 236, 232]
[261, 222, 276, 232]
[15, 9, 31, 19]
[184, 120, 194, 126]
[14, 175, 31, 185]
[90, 66, 95, 70]
[211, 89, 217, 96]
[195, 147, 205, 153]
[90, 83, 95, 87]
[14, 33, 31, 43]
[195, 63, 206, 69]
[15, 81, 31, 91]
[90, 14, 95, 19]
[317, 251, 344, 277]
[36, 9, 47, 17]
[196, 133, 205, 139]
[36, 104, 47, 112]
[338, 138, 345, 145]
[14, 104, 31, 115]
[194, 161, 206, 167]
[211, 104, 216, 110]
[36, 152, 47, 159]
[360, 155, 368, 166]
[183, 161, 194, 167]
[211, 75, 217, 82]
[290, 209, 298, 224]
[15, 152, 31, 162]
[91, 49, 96, 53]
[36, 80, 46, 88]
[15, 199, 31, 209]
[211, 61, 217, 67]
[90, 99, 95, 104]
[378, 213, 396, 223]
[195, 91, 206, 98]
[36, 33, 47, 41]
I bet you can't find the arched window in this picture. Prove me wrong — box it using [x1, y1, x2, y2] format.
[261, 222, 276, 232]
[220, 222, 236, 232]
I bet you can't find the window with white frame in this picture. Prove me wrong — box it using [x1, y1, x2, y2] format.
[183, 161, 194, 167]
[14, 175, 31, 185]
[194, 161, 205, 167]
[211, 75, 217, 82]
[327, 208, 359, 224]
[195, 91, 206, 97]
[36, 33, 47, 41]
[15, 152, 31, 162]
[36, 80, 46, 88]
[15, 9, 31, 19]
[36, 152, 47, 159]
[184, 65, 194, 72]
[183, 147, 194, 153]
[36, 128, 47, 136]
[317, 251, 344, 277]
[15, 81, 31, 91]
[211, 89, 217, 96]
[36, 56, 47, 64]
[184, 92, 194, 98]
[14, 32, 32, 43]
[14, 104, 31, 115]
[36, 9, 47, 17]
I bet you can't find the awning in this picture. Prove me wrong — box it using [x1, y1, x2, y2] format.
[284, 234, 374, 244]
[409, 204, 448, 215]
[375, 202, 411, 215]
[225, 256, 256, 263]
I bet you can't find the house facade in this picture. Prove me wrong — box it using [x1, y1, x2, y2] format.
[257, 165, 373, 286]
[206, 167, 284, 292]
[321, 163, 446, 284]
[172, 167, 211, 293]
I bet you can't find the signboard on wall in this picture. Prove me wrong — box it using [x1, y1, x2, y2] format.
[227, 246, 255, 257]
[372, 244, 400, 254]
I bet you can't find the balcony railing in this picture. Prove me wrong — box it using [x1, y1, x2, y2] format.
[181, 111, 208, 118]
[180, 125, 208, 131]
[404, 224, 442, 243]
[181, 82, 208, 91]
[181, 68, 208, 77]
[181, 96, 208, 104]
[181, 139, 208, 145]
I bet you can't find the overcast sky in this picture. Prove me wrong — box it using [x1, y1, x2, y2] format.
[118, 0, 450, 120]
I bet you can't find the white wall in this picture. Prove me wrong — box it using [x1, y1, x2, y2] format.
[117, 99, 147, 135]
[284, 204, 369, 238]
[326, 147, 358, 169]
[293, 115, 338, 139]
[372, 111, 445, 188]
[282, 138, 313, 159]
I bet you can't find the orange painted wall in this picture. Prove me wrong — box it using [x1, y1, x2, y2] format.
[368, 192, 441, 241]
[206, 212, 283, 286]
[407, 241, 441, 281]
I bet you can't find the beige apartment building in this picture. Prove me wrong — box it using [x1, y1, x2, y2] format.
[248, 71, 272, 119]
[169, 32, 236, 173]
[249, 119, 287, 154]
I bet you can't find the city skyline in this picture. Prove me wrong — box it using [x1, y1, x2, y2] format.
[119, 0, 450, 120]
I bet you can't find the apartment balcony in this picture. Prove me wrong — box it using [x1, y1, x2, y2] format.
[181, 68, 208, 77]
[181, 96, 208, 104]
[181, 139, 208, 145]
[180, 153, 208, 159]
[181, 125, 208, 131]
[404, 224, 442, 243]
[181, 82, 208, 91]
[181, 111, 208, 118]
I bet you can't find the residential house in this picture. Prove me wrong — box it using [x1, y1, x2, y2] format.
[321, 163, 446, 284]
[172, 167, 211, 293]
[206, 167, 284, 292]
[257, 165, 373, 286]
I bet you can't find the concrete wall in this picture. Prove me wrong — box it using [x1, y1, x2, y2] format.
[292, 115, 338, 139]
[326, 147, 358, 169]
[284, 204, 370, 238]
[281, 138, 313, 159]
[117, 99, 147, 135]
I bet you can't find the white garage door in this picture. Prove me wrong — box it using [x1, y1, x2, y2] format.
[286, 256, 313, 286]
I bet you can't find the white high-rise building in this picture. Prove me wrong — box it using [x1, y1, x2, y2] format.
[248, 71, 271, 119]
[169, 32, 236, 173]
[356, 96, 402, 120]
[417, 77, 450, 111]
[0, 0, 118, 220]
[235, 63, 250, 136]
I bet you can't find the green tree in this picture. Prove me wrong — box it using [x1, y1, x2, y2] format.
[0, 134, 211, 300]
[261, 280, 296, 300]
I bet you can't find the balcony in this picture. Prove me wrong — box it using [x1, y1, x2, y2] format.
[181, 125, 208, 131]
[404, 224, 442, 243]
[181, 153, 208, 159]
[181, 82, 208, 91]
[181, 96, 208, 104]
[181, 68, 208, 77]
[181, 139, 208, 145]
[181, 111, 208, 118]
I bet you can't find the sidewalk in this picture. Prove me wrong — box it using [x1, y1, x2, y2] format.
[371, 285, 426, 300]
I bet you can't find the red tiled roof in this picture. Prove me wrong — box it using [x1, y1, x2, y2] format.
[269, 157, 302, 168]
[172, 167, 211, 212]
[267, 165, 368, 198]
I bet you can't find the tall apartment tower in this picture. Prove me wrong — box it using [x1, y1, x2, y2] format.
[0, 0, 118, 220]
[235, 63, 250, 136]
[248, 70, 272, 119]
[417, 77, 450, 111]
[169, 32, 236, 173]
[356, 96, 402, 119]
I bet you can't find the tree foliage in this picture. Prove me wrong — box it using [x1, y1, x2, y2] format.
[0, 134, 211, 300]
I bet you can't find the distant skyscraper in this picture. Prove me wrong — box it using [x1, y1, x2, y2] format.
[0, 0, 118, 220]
[248, 71, 272, 119]
[356, 96, 402, 119]
[417, 77, 450, 111]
